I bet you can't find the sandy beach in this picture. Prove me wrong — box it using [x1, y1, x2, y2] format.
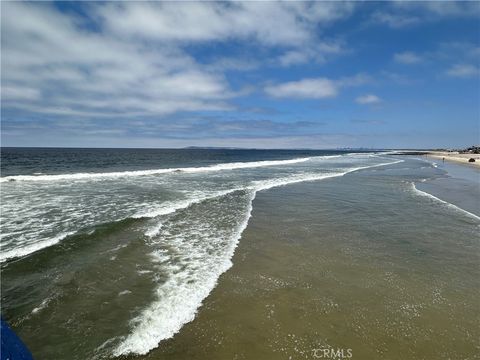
[426, 151, 480, 168]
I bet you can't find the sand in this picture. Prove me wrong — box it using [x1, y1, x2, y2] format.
[426, 151, 480, 168]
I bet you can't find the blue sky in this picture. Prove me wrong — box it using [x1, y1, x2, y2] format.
[1, 1, 479, 149]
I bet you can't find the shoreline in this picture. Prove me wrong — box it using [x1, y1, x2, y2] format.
[426, 151, 480, 168]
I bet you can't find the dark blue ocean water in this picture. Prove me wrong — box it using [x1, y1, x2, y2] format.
[0, 147, 356, 177]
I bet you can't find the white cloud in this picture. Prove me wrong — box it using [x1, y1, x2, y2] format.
[2, 86, 41, 101]
[1, 2, 355, 119]
[1, 2, 236, 117]
[446, 64, 480, 78]
[277, 41, 346, 66]
[265, 74, 370, 99]
[355, 94, 381, 105]
[371, 11, 420, 28]
[337, 73, 371, 87]
[380, 71, 416, 85]
[278, 50, 313, 67]
[394, 51, 422, 64]
[371, 2, 480, 29]
[265, 78, 338, 99]
[97, 2, 354, 46]
[393, 1, 480, 18]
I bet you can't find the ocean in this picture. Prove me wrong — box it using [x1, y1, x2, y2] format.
[1, 148, 478, 359]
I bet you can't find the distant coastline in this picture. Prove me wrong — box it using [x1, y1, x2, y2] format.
[393, 146, 480, 168]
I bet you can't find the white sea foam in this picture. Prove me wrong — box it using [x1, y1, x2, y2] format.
[1, 157, 401, 265]
[410, 182, 480, 221]
[141, 159, 403, 237]
[255, 160, 404, 191]
[135, 189, 241, 220]
[137, 270, 153, 275]
[106, 244, 128, 253]
[31, 296, 54, 315]
[0, 231, 75, 263]
[0, 157, 312, 183]
[250, 172, 345, 192]
[112, 158, 403, 357]
[140, 189, 245, 237]
[144, 223, 164, 238]
[113, 190, 256, 356]
[2, 154, 406, 356]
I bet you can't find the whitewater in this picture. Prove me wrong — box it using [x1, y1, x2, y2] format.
[110, 157, 405, 356]
[3, 149, 479, 360]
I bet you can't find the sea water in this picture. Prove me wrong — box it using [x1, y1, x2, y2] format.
[1, 148, 478, 359]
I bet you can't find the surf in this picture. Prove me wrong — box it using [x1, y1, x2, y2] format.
[113, 158, 404, 356]
[0, 157, 313, 183]
[409, 182, 480, 221]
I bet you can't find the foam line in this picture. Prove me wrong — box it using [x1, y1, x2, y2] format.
[410, 182, 480, 221]
[0, 231, 75, 263]
[135, 189, 243, 220]
[0, 157, 312, 183]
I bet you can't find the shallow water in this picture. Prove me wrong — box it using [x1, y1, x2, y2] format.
[1, 149, 478, 359]
[140, 160, 479, 360]
[416, 160, 480, 217]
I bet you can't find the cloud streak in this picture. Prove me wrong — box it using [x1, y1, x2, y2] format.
[264, 74, 370, 99]
[446, 64, 480, 78]
[98, 2, 354, 45]
[355, 94, 382, 105]
[265, 78, 338, 99]
[370, 1, 480, 28]
[394, 51, 422, 64]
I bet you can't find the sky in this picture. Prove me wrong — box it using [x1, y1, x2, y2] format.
[1, 1, 479, 149]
